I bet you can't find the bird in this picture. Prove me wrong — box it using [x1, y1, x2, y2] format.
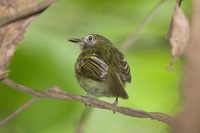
[68, 33, 131, 107]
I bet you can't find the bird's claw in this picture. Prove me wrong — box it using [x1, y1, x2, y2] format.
[85, 93, 93, 106]
[112, 97, 118, 114]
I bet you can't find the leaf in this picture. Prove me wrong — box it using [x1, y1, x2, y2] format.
[167, 4, 190, 70]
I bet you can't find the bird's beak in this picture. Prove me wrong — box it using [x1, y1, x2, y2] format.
[68, 38, 82, 44]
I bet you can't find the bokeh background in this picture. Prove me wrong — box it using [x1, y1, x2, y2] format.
[0, 0, 191, 133]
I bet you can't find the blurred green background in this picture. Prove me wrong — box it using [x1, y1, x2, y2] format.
[0, 0, 191, 133]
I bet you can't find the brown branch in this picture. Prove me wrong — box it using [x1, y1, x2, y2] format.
[120, 0, 167, 52]
[0, 97, 38, 126]
[1, 78, 174, 125]
[0, 0, 57, 27]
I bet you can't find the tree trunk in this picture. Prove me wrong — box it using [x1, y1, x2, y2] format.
[172, 0, 200, 133]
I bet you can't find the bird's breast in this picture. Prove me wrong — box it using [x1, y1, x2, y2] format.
[78, 77, 110, 97]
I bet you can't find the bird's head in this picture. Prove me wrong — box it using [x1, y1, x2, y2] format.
[68, 33, 112, 50]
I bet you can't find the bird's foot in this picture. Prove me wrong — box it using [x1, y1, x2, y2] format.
[85, 93, 93, 106]
[112, 97, 118, 114]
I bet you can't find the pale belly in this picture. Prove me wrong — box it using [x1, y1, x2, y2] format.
[78, 77, 110, 97]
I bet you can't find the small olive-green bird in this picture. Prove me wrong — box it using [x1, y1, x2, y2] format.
[68, 33, 131, 104]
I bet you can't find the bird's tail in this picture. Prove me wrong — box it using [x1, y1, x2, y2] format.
[109, 71, 128, 99]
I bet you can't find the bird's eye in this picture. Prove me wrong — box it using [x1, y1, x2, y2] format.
[87, 35, 94, 42]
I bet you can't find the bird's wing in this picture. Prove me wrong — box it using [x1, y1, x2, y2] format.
[109, 47, 131, 83]
[118, 54, 131, 82]
[76, 55, 108, 81]
[107, 48, 130, 99]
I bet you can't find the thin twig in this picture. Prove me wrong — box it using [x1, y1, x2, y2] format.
[0, 0, 57, 27]
[1, 79, 174, 125]
[0, 97, 38, 126]
[120, 0, 168, 52]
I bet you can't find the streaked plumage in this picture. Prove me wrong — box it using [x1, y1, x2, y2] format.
[68, 33, 131, 99]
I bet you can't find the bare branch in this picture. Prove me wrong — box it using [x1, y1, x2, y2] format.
[0, 0, 57, 27]
[0, 97, 38, 126]
[1, 79, 173, 125]
[120, 0, 167, 52]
